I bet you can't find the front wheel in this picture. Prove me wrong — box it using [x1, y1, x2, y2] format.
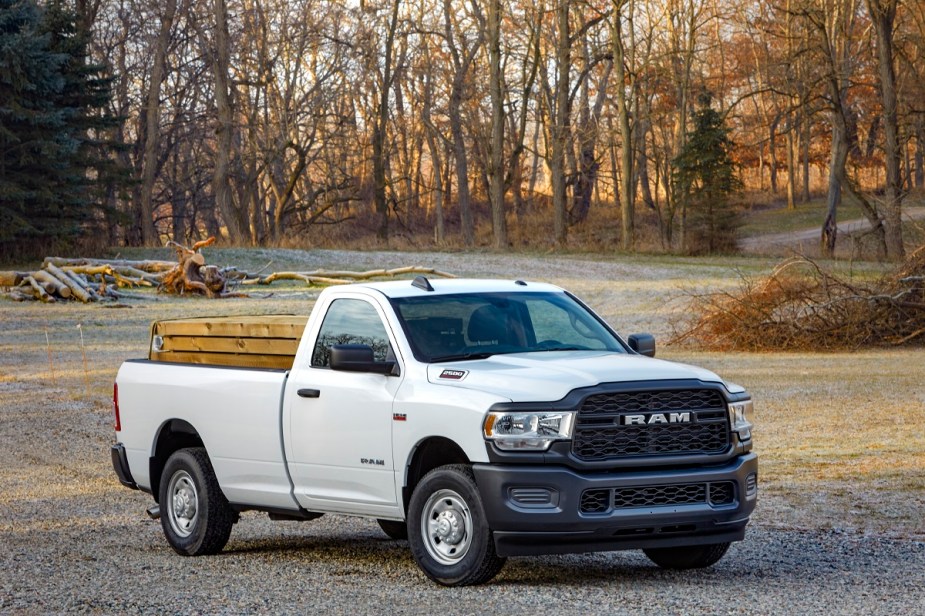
[407, 465, 506, 586]
[643, 542, 731, 569]
[159, 447, 235, 556]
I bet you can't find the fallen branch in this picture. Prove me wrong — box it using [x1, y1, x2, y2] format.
[244, 266, 455, 286]
[674, 245, 925, 350]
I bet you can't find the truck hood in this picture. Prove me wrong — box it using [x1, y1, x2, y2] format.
[426, 351, 725, 403]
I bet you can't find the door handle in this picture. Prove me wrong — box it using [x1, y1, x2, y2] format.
[297, 388, 320, 398]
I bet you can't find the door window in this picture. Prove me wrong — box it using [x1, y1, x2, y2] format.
[311, 299, 393, 367]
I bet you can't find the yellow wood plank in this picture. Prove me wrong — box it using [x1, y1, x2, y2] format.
[150, 350, 294, 370]
[159, 336, 300, 356]
[153, 315, 307, 339]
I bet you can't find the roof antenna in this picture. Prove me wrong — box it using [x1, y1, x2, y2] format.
[412, 276, 434, 292]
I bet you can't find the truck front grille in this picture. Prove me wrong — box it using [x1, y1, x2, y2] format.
[580, 481, 736, 514]
[572, 388, 730, 461]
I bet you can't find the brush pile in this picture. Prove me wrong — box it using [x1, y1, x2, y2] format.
[673, 244, 925, 350]
[1, 237, 455, 302]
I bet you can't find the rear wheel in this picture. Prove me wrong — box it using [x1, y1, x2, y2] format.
[377, 518, 408, 540]
[159, 447, 235, 556]
[643, 542, 731, 569]
[407, 464, 505, 586]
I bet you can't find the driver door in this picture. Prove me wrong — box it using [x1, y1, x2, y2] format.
[284, 296, 402, 517]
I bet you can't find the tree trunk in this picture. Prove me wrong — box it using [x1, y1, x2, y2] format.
[613, 0, 635, 250]
[867, 0, 904, 259]
[570, 51, 610, 226]
[916, 117, 925, 188]
[211, 0, 246, 244]
[138, 0, 176, 247]
[443, 0, 477, 246]
[821, 120, 848, 257]
[551, 0, 571, 246]
[448, 92, 474, 246]
[801, 107, 811, 202]
[488, 0, 506, 248]
[373, 0, 401, 245]
[786, 111, 796, 210]
[769, 115, 780, 194]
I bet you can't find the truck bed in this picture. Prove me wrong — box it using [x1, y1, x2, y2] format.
[149, 315, 308, 370]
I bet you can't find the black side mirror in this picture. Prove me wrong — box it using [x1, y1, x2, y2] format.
[627, 333, 656, 357]
[329, 344, 399, 375]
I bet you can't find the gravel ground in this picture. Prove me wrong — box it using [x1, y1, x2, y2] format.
[2, 249, 923, 614]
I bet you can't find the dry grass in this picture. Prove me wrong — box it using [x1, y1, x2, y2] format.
[1, 249, 922, 540]
[662, 349, 925, 539]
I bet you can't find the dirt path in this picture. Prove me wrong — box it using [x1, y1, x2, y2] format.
[740, 206, 925, 255]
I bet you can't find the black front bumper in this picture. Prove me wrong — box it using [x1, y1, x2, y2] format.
[473, 453, 757, 557]
[111, 443, 138, 490]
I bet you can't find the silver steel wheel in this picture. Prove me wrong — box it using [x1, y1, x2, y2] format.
[166, 469, 198, 538]
[420, 488, 473, 565]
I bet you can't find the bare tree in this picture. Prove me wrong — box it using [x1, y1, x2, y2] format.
[488, 0, 506, 248]
[442, 0, 483, 246]
[866, 0, 905, 259]
[612, 0, 636, 250]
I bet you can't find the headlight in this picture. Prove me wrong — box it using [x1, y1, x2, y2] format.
[483, 411, 575, 451]
[728, 400, 753, 441]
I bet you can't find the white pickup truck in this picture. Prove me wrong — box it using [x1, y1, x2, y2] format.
[111, 277, 757, 586]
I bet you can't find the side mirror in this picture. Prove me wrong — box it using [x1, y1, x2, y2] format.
[627, 333, 656, 357]
[329, 344, 398, 375]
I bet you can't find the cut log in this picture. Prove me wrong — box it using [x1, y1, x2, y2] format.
[63, 264, 145, 288]
[33, 270, 72, 298]
[24, 276, 54, 302]
[45, 263, 95, 303]
[44, 256, 175, 273]
[0, 271, 29, 287]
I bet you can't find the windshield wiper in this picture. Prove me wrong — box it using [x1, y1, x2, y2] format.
[430, 352, 495, 363]
[533, 346, 587, 352]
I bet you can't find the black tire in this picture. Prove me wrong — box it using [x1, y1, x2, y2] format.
[643, 542, 731, 569]
[159, 447, 235, 556]
[407, 464, 506, 586]
[377, 519, 409, 540]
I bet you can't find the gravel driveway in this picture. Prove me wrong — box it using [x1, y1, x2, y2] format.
[2, 505, 923, 615]
[2, 250, 923, 614]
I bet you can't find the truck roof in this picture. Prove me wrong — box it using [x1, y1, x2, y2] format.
[346, 278, 564, 299]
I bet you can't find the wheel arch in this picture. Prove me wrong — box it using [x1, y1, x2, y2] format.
[402, 436, 470, 513]
[150, 418, 205, 502]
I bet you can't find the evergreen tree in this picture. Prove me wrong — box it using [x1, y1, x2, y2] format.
[672, 93, 742, 254]
[0, 0, 124, 261]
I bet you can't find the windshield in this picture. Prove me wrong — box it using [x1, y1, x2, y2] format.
[390, 291, 626, 363]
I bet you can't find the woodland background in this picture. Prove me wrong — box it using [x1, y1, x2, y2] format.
[2, 0, 924, 261]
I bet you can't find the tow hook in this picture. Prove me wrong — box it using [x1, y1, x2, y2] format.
[146, 505, 161, 520]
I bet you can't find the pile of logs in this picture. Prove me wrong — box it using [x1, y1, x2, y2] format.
[1, 237, 455, 303]
[0, 259, 161, 303]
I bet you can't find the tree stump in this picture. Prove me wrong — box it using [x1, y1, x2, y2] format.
[159, 237, 228, 298]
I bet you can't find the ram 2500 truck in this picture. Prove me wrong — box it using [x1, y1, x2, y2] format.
[111, 277, 757, 586]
